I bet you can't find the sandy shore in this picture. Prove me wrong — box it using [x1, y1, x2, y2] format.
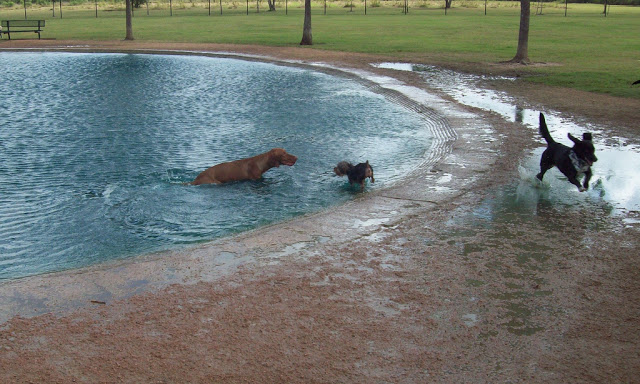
[1, 40, 639, 383]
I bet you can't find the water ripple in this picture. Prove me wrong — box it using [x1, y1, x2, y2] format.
[0, 52, 437, 280]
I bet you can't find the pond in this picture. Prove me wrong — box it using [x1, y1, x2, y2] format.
[0, 52, 435, 280]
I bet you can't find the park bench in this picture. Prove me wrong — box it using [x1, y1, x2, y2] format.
[1, 20, 46, 40]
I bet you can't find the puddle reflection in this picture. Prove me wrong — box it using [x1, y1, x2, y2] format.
[443, 180, 615, 336]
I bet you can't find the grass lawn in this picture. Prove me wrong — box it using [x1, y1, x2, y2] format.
[1, 1, 639, 98]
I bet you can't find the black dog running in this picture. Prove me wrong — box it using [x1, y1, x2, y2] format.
[536, 112, 597, 192]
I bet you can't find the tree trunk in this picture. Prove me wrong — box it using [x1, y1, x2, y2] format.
[125, 0, 134, 40]
[509, 0, 530, 64]
[445, 0, 452, 9]
[300, 0, 312, 45]
[267, 0, 276, 11]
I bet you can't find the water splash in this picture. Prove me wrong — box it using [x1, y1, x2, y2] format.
[374, 62, 640, 216]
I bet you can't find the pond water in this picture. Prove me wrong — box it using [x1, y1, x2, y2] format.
[0, 52, 434, 280]
[375, 63, 640, 218]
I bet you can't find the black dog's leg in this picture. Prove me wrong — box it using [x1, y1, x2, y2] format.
[582, 169, 592, 191]
[567, 175, 586, 192]
[563, 168, 586, 192]
[536, 150, 554, 181]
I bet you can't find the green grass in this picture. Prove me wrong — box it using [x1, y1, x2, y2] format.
[2, 2, 639, 98]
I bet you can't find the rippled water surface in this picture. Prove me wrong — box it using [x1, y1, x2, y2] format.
[0, 52, 433, 280]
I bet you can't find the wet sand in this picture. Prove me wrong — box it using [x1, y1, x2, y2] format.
[1, 41, 639, 383]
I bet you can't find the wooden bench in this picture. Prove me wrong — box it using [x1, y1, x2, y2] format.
[1, 20, 46, 40]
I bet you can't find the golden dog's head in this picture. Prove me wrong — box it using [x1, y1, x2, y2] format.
[269, 148, 298, 167]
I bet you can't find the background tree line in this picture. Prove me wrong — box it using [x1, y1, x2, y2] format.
[3, 0, 640, 7]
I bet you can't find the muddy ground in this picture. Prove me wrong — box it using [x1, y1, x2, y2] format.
[0, 41, 639, 383]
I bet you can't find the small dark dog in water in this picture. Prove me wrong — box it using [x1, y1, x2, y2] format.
[536, 113, 597, 192]
[334, 160, 375, 191]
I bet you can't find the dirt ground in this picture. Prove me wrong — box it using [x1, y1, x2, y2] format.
[1, 40, 639, 383]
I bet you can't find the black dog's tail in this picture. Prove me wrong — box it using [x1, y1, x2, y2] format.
[632, 80, 640, 86]
[539, 113, 555, 145]
[334, 161, 353, 177]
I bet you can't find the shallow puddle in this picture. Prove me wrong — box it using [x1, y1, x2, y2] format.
[374, 63, 640, 218]
[438, 175, 625, 336]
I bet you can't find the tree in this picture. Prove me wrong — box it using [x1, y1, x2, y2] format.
[509, 0, 530, 64]
[125, 0, 134, 40]
[445, 0, 452, 9]
[300, 0, 312, 45]
[267, 0, 276, 11]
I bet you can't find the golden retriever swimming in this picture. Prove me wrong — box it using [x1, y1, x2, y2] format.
[188, 148, 298, 185]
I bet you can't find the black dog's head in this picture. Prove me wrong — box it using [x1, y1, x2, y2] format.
[568, 132, 598, 166]
[360, 161, 374, 183]
[363, 161, 374, 183]
[349, 161, 374, 182]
